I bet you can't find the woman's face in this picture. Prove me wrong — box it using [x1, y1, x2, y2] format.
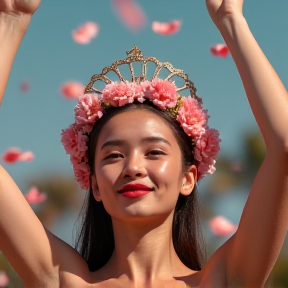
[93, 109, 195, 222]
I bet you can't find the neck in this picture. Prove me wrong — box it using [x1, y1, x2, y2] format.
[103, 213, 191, 284]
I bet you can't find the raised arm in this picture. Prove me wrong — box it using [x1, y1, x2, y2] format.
[205, 0, 288, 287]
[0, 2, 87, 287]
[0, 1, 36, 104]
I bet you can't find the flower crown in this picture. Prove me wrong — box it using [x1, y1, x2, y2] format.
[61, 47, 221, 190]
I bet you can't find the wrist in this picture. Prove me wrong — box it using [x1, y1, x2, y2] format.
[0, 13, 32, 36]
[218, 13, 247, 38]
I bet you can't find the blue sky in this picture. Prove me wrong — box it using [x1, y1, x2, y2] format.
[0, 0, 288, 221]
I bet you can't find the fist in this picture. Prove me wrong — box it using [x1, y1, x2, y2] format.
[0, 0, 41, 15]
[206, 0, 244, 29]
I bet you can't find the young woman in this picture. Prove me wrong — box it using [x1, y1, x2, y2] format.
[1, 0, 288, 287]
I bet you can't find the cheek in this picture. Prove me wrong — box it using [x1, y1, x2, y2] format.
[148, 156, 183, 189]
[95, 162, 121, 189]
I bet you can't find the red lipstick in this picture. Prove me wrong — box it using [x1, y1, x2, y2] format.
[117, 183, 153, 198]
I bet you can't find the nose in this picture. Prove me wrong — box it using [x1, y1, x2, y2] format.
[122, 152, 147, 179]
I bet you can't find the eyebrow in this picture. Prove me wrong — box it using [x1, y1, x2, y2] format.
[100, 136, 171, 150]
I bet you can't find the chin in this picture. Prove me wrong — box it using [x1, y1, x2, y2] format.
[111, 205, 174, 223]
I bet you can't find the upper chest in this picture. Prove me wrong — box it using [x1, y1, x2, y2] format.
[58, 264, 227, 288]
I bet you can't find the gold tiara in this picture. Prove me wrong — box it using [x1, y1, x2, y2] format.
[84, 46, 197, 99]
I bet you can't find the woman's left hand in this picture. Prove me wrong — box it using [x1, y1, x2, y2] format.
[206, 0, 244, 30]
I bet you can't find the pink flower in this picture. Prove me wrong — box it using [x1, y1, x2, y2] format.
[197, 160, 216, 180]
[74, 94, 103, 127]
[61, 124, 88, 157]
[72, 21, 99, 44]
[25, 186, 47, 205]
[2, 148, 34, 164]
[209, 216, 238, 237]
[152, 20, 182, 36]
[210, 44, 229, 58]
[102, 81, 142, 106]
[70, 155, 90, 190]
[60, 81, 85, 99]
[194, 128, 220, 179]
[0, 271, 9, 287]
[194, 129, 220, 160]
[77, 131, 89, 152]
[111, 0, 147, 32]
[131, 82, 146, 103]
[177, 97, 209, 138]
[142, 79, 177, 109]
[74, 167, 90, 190]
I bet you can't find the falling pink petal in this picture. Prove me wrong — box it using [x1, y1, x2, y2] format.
[151, 20, 182, 36]
[60, 81, 85, 99]
[112, 0, 147, 32]
[209, 216, 238, 237]
[20, 81, 30, 93]
[72, 21, 99, 44]
[2, 148, 22, 164]
[2, 148, 34, 164]
[25, 186, 47, 205]
[210, 44, 229, 58]
[0, 271, 9, 287]
[18, 151, 34, 162]
[231, 161, 243, 172]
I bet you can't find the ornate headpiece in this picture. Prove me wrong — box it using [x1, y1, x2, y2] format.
[61, 47, 221, 190]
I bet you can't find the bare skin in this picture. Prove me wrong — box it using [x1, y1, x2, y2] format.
[1, 0, 288, 288]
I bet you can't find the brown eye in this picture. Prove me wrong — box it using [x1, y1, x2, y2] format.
[147, 150, 166, 156]
[105, 153, 123, 159]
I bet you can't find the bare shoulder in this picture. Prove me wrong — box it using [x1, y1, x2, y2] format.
[184, 237, 234, 288]
[56, 242, 94, 288]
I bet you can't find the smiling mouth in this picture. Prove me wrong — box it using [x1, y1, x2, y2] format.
[117, 184, 153, 192]
[117, 184, 154, 198]
[118, 189, 153, 198]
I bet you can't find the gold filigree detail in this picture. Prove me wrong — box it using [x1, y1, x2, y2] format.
[166, 95, 183, 117]
[84, 46, 198, 100]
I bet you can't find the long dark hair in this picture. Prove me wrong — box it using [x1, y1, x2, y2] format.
[75, 101, 206, 271]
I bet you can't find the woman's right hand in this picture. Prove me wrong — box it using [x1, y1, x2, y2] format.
[0, 0, 41, 17]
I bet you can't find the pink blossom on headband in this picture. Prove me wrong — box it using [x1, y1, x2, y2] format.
[177, 97, 209, 138]
[70, 155, 90, 190]
[102, 81, 144, 106]
[61, 124, 85, 157]
[194, 128, 220, 179]
[142, 79, 178, 109]
[74, 94, 103, 132]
